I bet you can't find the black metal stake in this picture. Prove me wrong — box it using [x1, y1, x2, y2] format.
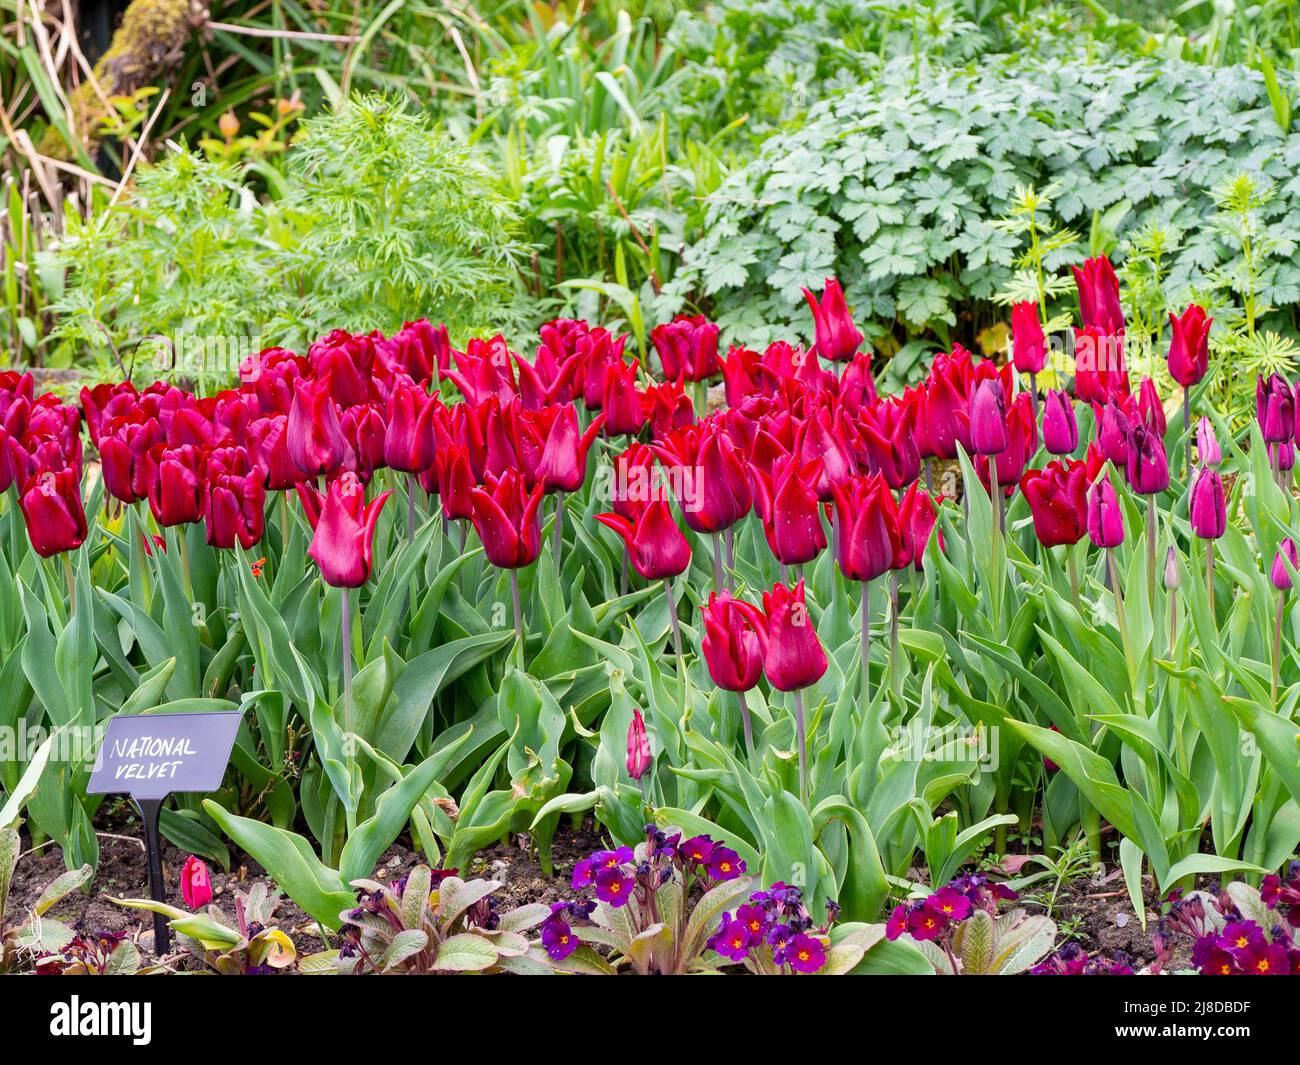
[134, 797, 170, 954]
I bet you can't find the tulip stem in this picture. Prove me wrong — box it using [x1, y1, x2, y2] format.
[712, 534, 724, 593]
[341, 586, 356, 834]
[860, 579, 871, 709]
[406, 473, 417, 541]
[1067, 549, 1081, 612]
[1273, 591, 1285, 708]
[1205, 540, 1216, 629]
[889, 571, 901, 696]
[552, 495, 564, 570]
[1028, 371, 1039, 428]
[62, 552, 75, 615]
[725, 526, 735, 591]
[1183, 389, 1191, 483]
[664, 578, 687, 713]
[1106, 547, 1131, 663]
[793, 689, 808, 807]
[737, 690, 755, 764]
[1146, 495, 1157, 611]
[511, 568, 524, 657]
[279, 490, 291, 559]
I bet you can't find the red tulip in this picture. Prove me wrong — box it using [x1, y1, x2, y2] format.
[19, 467, 87, 557]
[626, 708, 651, 781]
[601, 361, 647, 436]
[205, 465, 266, 549]
[447, 335, 519, 407]
[1256, 373, 1294, 444]
[643, 379, 695, 439]
[1073, 327, 1129, 404]
[425, 441, 475, 521]
[650, 314, 720, 382]
[247, 414, 301, 491]
[838, 352, 879, 416]
[469, 469, 544, 569]
[1167, 304, 1211, 387]
[761, 579, 827, 692]
[515, 344, 580, 411]
[968, 378, 1008, 456]
[147, 444, 205, 527]
[287, 377, 348, 479]
[802, 277, 864, 362]
[611, 442, 658, 522]
[341, 402, 386, 482]
[1126, 422, 1169, 496]
[1137, 376, 1166, 436]
[750, 452, 827, 567]
[895, 483, 941, 570]
[1011, 301, 1047, 374]
[719, 345, 771, 408]
[298, 472, 391, 587]
[795, 407, 855, 501]
[180, 855, 213, 908]
[308, 330, 375, 408]
[536, 405, 605, 494]
[239, 347, 309, 415]
[79, 380, 133, 446]
[376, 318, 447, 385]
[856, 395, 921, 489]
[595, 499, 691, 580]
[1020, 460, 1088, 548]
[652, 422, 752, 533]
[830, 472, 900, 583]
[99, 413, 163, 505]
[383, 379, 437, 473]
[977, 392, 1037, 492]
[1072, 256, 1125, 333]
[700, 592, 768, 691]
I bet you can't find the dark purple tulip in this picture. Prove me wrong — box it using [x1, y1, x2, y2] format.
[1086, 475, 1124, 549]
[968, 378, 1008, 456]
[1272, 538, 1298, 591]
[1190, 466, 1226, 540]
[1042, 390, 1078, 455]
[1126, 423, 1169, 495]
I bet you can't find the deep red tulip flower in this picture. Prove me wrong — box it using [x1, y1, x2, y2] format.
[246, 414, 300, 491]
[652, 423, 751, 533]
[968, 378, 1008, 456]
[1011, 301, 1047, 374]
[80, 380, 134, 446]
[856, 395, 921, 489]
[830, 472, 900, 583]
[611, 442, 657, 522]
[719, 345, 770, 407]
[515, 345, 580, 411]
[576, 329, 626, 408]
[299, 471, 391, 587]
[204, 466, 266, 549]
[341, 402, 386, 482]
[309, 329, 376, 407]
[651, 314, 720, 381]
[1126, 423, 1169, 496]
[1042, 390, 1078, 455]
[761, 579, 827, 692]
[917, 348, 978, 459]
[376, 318, 447, 385]
[1086, 475, 1124, 549]
[977, 392, 1037, 492]
[1073, 327, 1129, 404]
[180, 855, 213, 908]
[701, 592, 768, 691]
[537, 406, 605, 494]
[99, 413, 163, 505]
[1196, 417, 1221, 466]
[1190, 466, 1226, 540]
[1072, 256, 1125, 333]
[644, 380, 696, 439]
[240, 347, 310, 415]
[1167, 304, 1212, 387]
[802, 277, 864, 362]
[1137, 377, 1166, 436]
[287, 377, 348, 479]
[1256, 373, 1294, 444]
[626, 708, 652, 781]
[595, 499, 691, 580]
[469, 469, 544, 568]
[447, 335, 519, 407]
[1272, 538, 1299, 591]
[19, 467, 87, 557]
[791, 408, 853, 502]
[147, 444, 205, 527]
[762, 340, 837, 393]
[425, 442, 476, 521]
[602, 361, 647, 436]
[895, 483, 941, 570]
[750, 453, 826, 566]
[383, 379, 437, 473]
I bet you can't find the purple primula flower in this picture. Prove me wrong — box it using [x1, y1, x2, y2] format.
[715, 919, 752, 961]
[785, 933, 826, 973]
[1218, 920, 1266, 955]
[925, 886, 973, 921]
[680, 835, 714, 866]
[571, 856, 596, 890]
[736, 903, 768, 944]
[594, 865, 635, 907]
[706, 846, 746, 881]
[885, 904, 909, 941]
[541, 916, 578, 960]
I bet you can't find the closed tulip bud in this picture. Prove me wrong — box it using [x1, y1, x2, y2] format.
[1072, 255, 1125, 333]
[383, 379, 437, 473]
[977, 391, 1037, 492]
[1272, 538, 1299, 591]
[287, 377, 348, 479]
[180, 855, 213, 908]
[1190, 466, 1226, 540]
[19, 467, 87, 557]
[1196, 416, 1220, 466]
[299, 472, 391, 587]
[1096, 397, 1133, 467]
[1042, 389, 1078, 455]
[469, 469, 544, 569]
[857, 395, 921, 489]
[595, 499, 691, 580]
[1167, 304, 1212, 387]
[601, 361, 647, 436]
[896, 482, 941, 570]
[1138, 376, 1166, 436]
[204, 467, 266, 550]
[1256, 373, 1294, 444]
[341, 402, 386, 482]
[650, 314, 720, 382]
[1126, 423, 1170, 495]
[1086, 474, 1124, 549]
[1073, 326, 1129, 404]
[802, 277, 864, 362]
[99, 414, 163, 505]
[968, 378, 1008, 455]
[1163, 546, 1181, 590]
[761, 579, 828, 692]
[536, 405, 605, 494]
[830, 472, 900, 582]
[1011, 301, 1047, 374]
[626, 708, 652, 781]
[147, 444, 205, 527]
[750, 453, 827, 566]
[700, 592, 768, 691]
[1020, 459, 1089, 548]
[1280, 441, 1296, 472]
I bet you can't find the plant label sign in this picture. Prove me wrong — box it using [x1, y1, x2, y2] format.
[88, 711, 243, 800]
[87, 711, 242, 953]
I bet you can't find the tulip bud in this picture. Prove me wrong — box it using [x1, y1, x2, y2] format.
[1167, 304, 1212, 387]
[1138, 377, 1166, 436]
[287, 377, 348, 479]
[1256, 373, 1294, 444]
[1272, 538, 1299, 591]
[1096, 398, 1132, 467]
[700, 592, 768, 691]
[180, 855, 213, 908]
[1190, 466, 1226, 540]
[830, 472, 900, 582]
[299, 472, 392, 587]
[19, 467, 88, 557]
[626, 709, 652, 781]
[1010, 301, 1046, 374]
[801, 277, 864, 362]
[1086, 475, 1124, 549]
[1072, 256, 1125, 333]
[1196, 416, 1220, 466]
[968, 379, 1008, 456]
[760, 579, 828, 692]
[1042, 390, 1078, 455]
[469, 469, 544, 569]
[1163, 546, 1181, 590]
[650, 314, 720, 381]
[595, 499, 691, 580]
[1126, 423, 1169, 496]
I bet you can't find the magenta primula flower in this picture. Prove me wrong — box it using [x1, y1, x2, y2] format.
[541, 913, 579, 960]
[885, 905, 909, 941]
[784, 933, 827, 974]
[594, 865, 635, 907]
[680, 836, 714, 867]
[925, 886, 972, 922]
[713, 918, 753, 962]
[706, 846, 746, 881]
